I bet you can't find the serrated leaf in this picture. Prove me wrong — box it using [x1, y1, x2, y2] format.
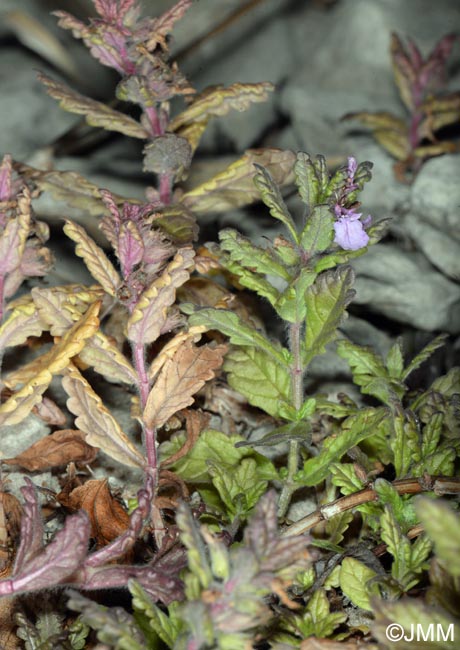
[130, 580, 179, 649]
[127, 247, 194, 345]
[64, 220, 121, 297]
[340, 557, 377, 611]
[274, 267, 316, 322]
[253, 163, 298, 241]
[336, 339, 402, 404]
[402, 334, 448, 381]
[224, 345, 291, 418]
[62, 363, 144, 468]
[386, 339, 405, 378]
[390, 412, 420, 478]
[330, 463, 365, 496]
[209, 457, 267, 518]
[300, 205, 335, 253]
[176, 501, 212, 591]
[144, 340, 227, 429]
[416, 498, 460, 577]
[325, 510, 353, 546]
[304, 267, 355, 366]
[0, 301, 101, 426]
[221, 254, 280, 305]
[0, 302, 44, 350]
[170, 82, 274, 129]
[219, 228, 290, 280]
[298, 408, 387, 486]
[294, 151, 321, 210]
[0, 187, 30, 276]
[31, 284, 105, 336]
[38, 73, 148, 139]
[184, 304, 289, 365]
[182, 148, 295, 213]
[79, 331, 137, 385]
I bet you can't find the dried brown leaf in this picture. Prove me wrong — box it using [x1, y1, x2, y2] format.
[38, 73, 149, 139]
[3, 429, 98, 471]
[127, 246, 195, 346]
[169, 82, 274, 130]
[62, 363, 145, 468]
[0, 302, 101, 426]
[182, 148, 296, 213]
[58, 479, 129, 547]
[32, 396, 67, 426]
[144, 340, 227, 429]
[64, 220, 121, 297]
[161, 408, 210, 467]
[148, 325, 206, 382]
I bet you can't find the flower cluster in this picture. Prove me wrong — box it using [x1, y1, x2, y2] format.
[333, 156, 371, 251]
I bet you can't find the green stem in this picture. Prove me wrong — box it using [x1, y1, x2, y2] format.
[278, 320, 304, 518]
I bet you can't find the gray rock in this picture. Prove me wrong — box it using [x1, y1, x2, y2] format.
[1, 414, 50, 460]
[0, 50, 77, 160]
[351, 244, 460, 332]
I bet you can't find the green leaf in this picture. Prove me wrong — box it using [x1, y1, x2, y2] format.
[183, 305, 289, 366]
[330, 463, 366, 496]
[421, 413, 444, 458]
[176, 502, 212, 591]
[299, 205, 335, 254]
[391, 412, 420, 478]
[235, 420, 311, 448]
[274, 267, 316, 323]
[298, 408, 387, 486]
[340, 557, 377, 611]
[294, 151, 320, 209]
[130, 581, 180, 649]
[336, 339, 404, 404]
[253, 163, 298, 242]
[304, 266, 355, 366]
[225, 346, 291, 418]
[219, 228, 290, 280]
[221, 254, 280, 305]
[325, 510, 353, 546]
[374, 479, 417, 531]
[386, 339, 405, 378]
[373, 597, 460, 650]
[209, 457, 268, 518]
[416, 498, 460, 577]
[402, 334, 449, 381]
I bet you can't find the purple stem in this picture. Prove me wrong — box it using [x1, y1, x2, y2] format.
[159, 173, 173, 205]
[132, 341, 157, 471]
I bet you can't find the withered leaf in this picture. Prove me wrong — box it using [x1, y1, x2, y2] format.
[148, 325, 205, 382]
[390, 32, 417, 111]
[0, 187, 30, 276]
[127, 246, 195, 346]
[182, 148, 296, 213]
[0, 301, 44, 350]
[32, 396, 67, 426]
[58, 479, 129, 547]
[62, 363, 145, 468]
[79, 331, 137, 385]
[373, 128, 411, 161]
[31, 284, 105, 336]
[144, 340, 227, 429]
[64, 220, 121, 297]
[342, 110, 407, 133]
[38, 73, 149, 139]
[3, 429, 98, 471]
[0, 301, 101, 426]
[161, 408, 209, 468]
[169, 82, 274, 130]
[145, 0, 193, 51]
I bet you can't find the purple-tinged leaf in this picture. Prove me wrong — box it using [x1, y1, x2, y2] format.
[420, 33, 458, 92]
[0, 188, 30, 276]
[144, 0, 193, 51]
[0, 510, 90, 596]
[390, 32, 417, 111]
[0, 154, 12, 202]
[118, 221, 144, 278]
[94, 0, 139, 23]
[13, 479, 44, 573]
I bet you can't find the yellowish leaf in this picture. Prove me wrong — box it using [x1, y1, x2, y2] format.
[182, 148, 296, 213]
[144, 339, 227, 429]
[148, 325, 206, 382]
[170, 82, 274, 130]
[79, 331, 137, 385]
[0, 302, 44, 350]
[0, 302, 101, 426]
[64, 220, 121, 297]
[62, 363, 145, 469]
[0, 187, 31, 275]
[127, 247, 195, 345]
[31, 284, 104, 336]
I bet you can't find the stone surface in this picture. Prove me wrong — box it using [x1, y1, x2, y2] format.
[351, 244, 460, 332]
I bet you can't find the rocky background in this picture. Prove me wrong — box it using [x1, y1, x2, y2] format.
[1, 0, 459, 396]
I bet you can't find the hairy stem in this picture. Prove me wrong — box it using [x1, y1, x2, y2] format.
[132, 342, 157, 471]
[278, 320, 304, 518]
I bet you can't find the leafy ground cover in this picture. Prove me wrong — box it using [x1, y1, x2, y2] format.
[0, 1, 459, 649]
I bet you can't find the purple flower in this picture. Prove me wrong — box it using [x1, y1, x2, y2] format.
[333, 205, 371, 251]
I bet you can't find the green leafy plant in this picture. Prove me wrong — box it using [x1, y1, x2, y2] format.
[343, 32, 460, 181]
